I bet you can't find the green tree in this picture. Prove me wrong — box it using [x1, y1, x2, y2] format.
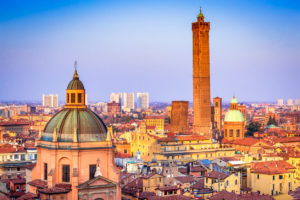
[267, 116, 278, 126]
[245, 122, 261, 136]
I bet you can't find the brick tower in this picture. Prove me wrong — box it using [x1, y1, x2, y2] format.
[170, 101, 189, 134]
[213, 97, 222, 134]
[192, 8, 212, 138]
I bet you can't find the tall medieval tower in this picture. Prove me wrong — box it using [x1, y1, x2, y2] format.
[192, 9, 212, 138]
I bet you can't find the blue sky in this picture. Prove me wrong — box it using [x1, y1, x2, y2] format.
[0, 0, 299, 103]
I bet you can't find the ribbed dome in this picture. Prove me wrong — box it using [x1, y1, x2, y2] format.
[67, 70, 85, 90]
[41, 108, 107, 142]
[224, 110, 244, 122]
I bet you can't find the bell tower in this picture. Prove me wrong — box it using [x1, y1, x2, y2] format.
[192, 8, 212, 138]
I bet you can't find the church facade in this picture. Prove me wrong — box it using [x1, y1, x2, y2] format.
[29, 68, 121, 200]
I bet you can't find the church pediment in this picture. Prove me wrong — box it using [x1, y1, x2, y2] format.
[77, 176, 117, 190]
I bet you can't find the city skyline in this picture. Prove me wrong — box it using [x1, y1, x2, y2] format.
[0, 0, 299, 103]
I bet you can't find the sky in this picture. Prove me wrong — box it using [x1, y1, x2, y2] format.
[0, 0, 299, 103]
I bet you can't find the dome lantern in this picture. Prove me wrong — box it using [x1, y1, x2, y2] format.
[65, 62, 86, 109]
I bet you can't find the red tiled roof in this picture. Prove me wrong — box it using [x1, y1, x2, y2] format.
[148, 195, 191, 200]
[0, 144, 26, 153]
[38, 183, 71, 195]
[206, 171, 228, 180]
[250, 160, 296, 175]
[28, 179, 47, 188]
[174, 176, 195, 183]
[16, 192, 38, 200]
[232, 137, 267, 146]
[209, 190, 274, 200]
[191, 179, 204, 189]
[10, 178, 25, 184]
[156, 186, 178, 191]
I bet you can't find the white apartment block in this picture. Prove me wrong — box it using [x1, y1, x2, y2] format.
[137, 92, 149, 109]
[42, 94, 59, 107]
[123, 93, 134, 111]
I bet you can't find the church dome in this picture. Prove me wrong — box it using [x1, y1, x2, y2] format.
[224, 110, 244, 122]
[41, 66, 107, 142]
[41, 108, 107, 142]
[224, 96, 244, 122]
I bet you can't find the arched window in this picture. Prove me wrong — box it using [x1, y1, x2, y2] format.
[215, 102, 219, 107]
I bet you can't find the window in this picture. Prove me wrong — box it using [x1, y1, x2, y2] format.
[62, 165, 70, 182]
[257, 174, 260, 179]
[44, 163, 48, 180]
[229, 129, 233, 137]
[78, 93, 82, 103]
[71, 93, 75, 103]
[89, 164, 96, 180]
[235, 180, 237, 185]
[21, 154, 25, 161]
[225, 129, 227, 137]
[124, 149, 127, 154]
[215, 102, 219, 107]
[236, 129, 240, 137]
[14, 154, 19, 159]
[279, 175, 283, 179]
[17, 167, 20, 171]
[67, 94, 69, 103]
[273, 175, 275, 180]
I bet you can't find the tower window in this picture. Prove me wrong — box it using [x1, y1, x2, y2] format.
[215, 102, 218, 107]
[225, 129, 227, 137]
[78, 93, 82, 103]
[67, 94, 69, 103]
[71, 94, 75, 103]
[89, 164, 96, 180]
[62, 165, 70, 182]
[44, 163, 48, 180]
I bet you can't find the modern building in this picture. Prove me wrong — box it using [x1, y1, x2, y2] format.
[110, 93, 122, 104]
[192, 9, 212, 138]
[170, 101, 188, 134]
[277, 99, 284, 106]
[85, 94, 88, 105]
[287, 99, 294, 106]
[42, 94, 58, 107]
[223, 96, 245, 141]
[137, 92, 149, 110]
[123, 93, 134, 111]
[30, 69, 121, 200]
